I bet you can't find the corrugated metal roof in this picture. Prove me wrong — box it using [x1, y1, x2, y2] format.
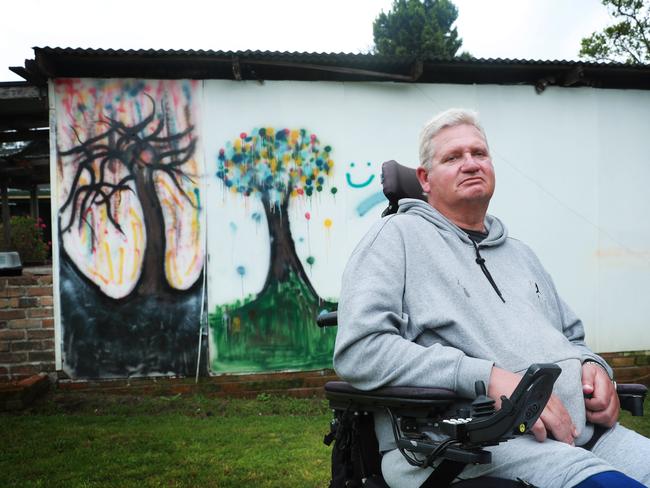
[11, 47, 650, 91]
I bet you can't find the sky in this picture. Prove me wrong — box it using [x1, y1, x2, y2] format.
[1, 0, 613, 82]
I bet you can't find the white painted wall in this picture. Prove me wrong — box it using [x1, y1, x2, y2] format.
[203, 79, 650, 354]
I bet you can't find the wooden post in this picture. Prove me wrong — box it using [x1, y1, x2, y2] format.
[30, 185, 39, 221]
[1, 181, 10, 249]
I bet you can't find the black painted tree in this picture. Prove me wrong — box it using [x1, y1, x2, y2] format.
[59, 95, 200, 297]
[216, 128, 335, 296]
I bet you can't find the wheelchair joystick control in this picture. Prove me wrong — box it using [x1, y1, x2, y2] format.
[471, 380, 496, 419]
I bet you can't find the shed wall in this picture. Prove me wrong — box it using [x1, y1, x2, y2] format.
[50, 78, 650, 379]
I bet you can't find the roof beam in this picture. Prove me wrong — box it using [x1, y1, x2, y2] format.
[0, 128, 49, 143]
[0, 84, 43, 100]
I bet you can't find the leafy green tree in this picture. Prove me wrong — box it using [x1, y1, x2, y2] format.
[580, 0, 650, 64]
[373, 0, 465, 58]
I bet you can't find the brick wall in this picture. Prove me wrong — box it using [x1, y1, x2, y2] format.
[0, 268, 55, 381]
[600, 351, 650, 385]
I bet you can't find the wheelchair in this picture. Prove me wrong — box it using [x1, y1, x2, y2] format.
[316, 160, 648, 488]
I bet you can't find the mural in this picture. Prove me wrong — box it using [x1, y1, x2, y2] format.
[54, 79, 204, 378]
[346, 161, 386, 217]
[52, 79, 391, 378]
[209, 128, 338, 373]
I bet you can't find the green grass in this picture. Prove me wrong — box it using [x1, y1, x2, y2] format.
[619, 400, 650, 437]
[2, 393, 649, 487]
[1, 393, 332, 488]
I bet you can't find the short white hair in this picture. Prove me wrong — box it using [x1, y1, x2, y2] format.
[418, 108, 488, 170]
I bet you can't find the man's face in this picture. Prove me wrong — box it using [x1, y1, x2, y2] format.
[416, 124, 495, 213]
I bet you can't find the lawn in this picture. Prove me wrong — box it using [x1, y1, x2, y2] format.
[2, 392, 649, 487]
[1, 393, 332, 488]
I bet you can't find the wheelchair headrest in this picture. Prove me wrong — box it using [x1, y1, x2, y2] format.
[381, 160, 427, 216]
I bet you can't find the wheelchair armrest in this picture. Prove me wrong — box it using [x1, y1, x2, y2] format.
[316, 311, 338, 328]
[325, 381, 458, 413]
[617, 383, 647, 417]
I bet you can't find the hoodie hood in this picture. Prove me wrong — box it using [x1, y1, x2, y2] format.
[397, 198, 508, 247]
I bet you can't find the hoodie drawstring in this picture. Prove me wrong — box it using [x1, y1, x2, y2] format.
[470, 240, 506, 303]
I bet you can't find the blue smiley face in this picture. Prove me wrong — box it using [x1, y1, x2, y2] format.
[346, 161, 375, 188]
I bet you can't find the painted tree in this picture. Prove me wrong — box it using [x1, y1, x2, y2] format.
[58, 94, 201, 297]
[580, 0, 650, 64]
[216, 128, 334, 295]
[373, 0, 465, 58]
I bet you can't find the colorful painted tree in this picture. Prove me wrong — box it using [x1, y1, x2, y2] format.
[58, 92, 202, 298]
[216, 128, 335, 295]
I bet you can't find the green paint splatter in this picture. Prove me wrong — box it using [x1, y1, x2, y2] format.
[306, 256, 315, 266]
[209, 271, 336, 373]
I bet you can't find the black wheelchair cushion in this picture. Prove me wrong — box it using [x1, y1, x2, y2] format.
[325, 380, 458, 412]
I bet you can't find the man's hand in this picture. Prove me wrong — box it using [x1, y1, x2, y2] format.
[488, 366, 577, 445]
[582, 362, 620, 427]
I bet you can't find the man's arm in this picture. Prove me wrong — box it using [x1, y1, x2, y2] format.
[333, 217, 493, 399]
[551, 286, 620, 426]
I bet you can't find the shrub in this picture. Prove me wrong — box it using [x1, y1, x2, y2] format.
[0, 215, 49, 263]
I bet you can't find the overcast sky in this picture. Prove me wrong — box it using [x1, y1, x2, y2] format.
[1, 0, 612, 81]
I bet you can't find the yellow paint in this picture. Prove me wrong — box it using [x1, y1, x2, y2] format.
[234, 139, 241, 151]
[165, 250, 175, 286]
[190, 208, 200, 244]
[186, 251, 199, 277]
[88, 267, 110, 285]
[233, 316, 241, 333]
[266, 127, 275, 137]
[129, 209, 144, 281]
[270, 158, 277, 172]
[324, 218, 332, 229]
[103, 240, 115, 282]
[161, 198, 179, 229]
[118, 247, 125, 285]
[166, 249, 181, 287]
[159, 178, 183, 207]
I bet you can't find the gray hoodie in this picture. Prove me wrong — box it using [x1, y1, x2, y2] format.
[334, 199, 611, 452]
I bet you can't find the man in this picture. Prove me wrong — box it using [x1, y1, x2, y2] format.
[333, 108, 650, 487]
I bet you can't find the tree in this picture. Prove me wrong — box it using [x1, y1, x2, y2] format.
[216, 128, 335, 296]
[580, 0, 650, 64]
[59, 94, 201, 297]
[373, 0, 464, 58]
